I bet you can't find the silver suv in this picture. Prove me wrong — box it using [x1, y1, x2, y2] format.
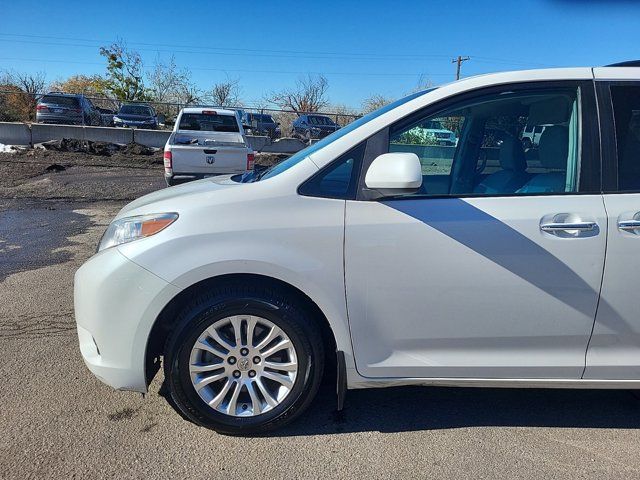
[36, 93, 102, 126]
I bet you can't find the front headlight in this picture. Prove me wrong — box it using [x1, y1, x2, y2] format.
[98, 213, 178, 252]
[113, 116, 122, 123]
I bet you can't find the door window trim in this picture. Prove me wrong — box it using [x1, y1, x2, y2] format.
[355, 80, 601, 201]
[596, 80, 640, 193]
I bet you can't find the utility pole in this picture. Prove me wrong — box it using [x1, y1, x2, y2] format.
[452, 56, 470, 80]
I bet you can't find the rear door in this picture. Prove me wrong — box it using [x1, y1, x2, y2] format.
[171, 112, 249, 174]
[585, 75, 640, 379]
[345, 80, 606, 379]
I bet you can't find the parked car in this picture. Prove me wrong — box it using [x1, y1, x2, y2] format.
[412, 119, 457, 146]
[163, 107, 254, 186]
[36, 92, 101, 126]
[292, 114, 340, 140]
[75, 63, 640, 435]
[97, 107, 116, 127]
[113, 104, 159, 129]
[245, 113, 281, 139]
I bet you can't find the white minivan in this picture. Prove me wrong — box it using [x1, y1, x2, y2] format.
[163, 107, 254, 186]
[75, 64, 640, 434]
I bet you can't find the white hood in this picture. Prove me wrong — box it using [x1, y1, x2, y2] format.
[117, 175, 239, 218]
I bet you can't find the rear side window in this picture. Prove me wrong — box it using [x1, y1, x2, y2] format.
[611, 85, 640, 191]
[41, 95, 79, 107]
[298, 143, 365, 199]
[179, 113, 240, 132]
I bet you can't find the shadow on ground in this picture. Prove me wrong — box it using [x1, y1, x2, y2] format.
[159, 375, 640, 437]
[273, 383, 640, 436]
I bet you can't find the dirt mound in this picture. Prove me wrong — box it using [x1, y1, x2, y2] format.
[39, 138, 156, 157]
[120, 142, 155, 156]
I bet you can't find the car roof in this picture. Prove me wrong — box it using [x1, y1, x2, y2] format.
[180, 107, 237, 115]
[121, 103, 153, 107]
[42, 92, 82, 98]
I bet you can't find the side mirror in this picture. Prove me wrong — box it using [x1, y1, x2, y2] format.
[364, 152, 422, 199]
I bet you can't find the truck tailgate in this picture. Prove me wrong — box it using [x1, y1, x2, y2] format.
[171, 144, 249, 174]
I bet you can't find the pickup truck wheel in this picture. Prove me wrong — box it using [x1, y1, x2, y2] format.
[164, 283, 325, 435]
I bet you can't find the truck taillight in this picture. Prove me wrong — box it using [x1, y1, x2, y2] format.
[36, 105, 48, 111]
[163, 150, 172, 171]
[246, 153, 255, 171]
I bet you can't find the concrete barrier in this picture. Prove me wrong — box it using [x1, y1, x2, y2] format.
[0, 122, 31, 146]
[133, 129, 171, 148]
[245, 135, 270, 152]
[0, 122, 313, 154]
[85, 126, 133, 144]
[261, 137, 308, 154]
[31, 123, 85, 144]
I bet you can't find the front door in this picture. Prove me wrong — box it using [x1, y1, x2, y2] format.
[345, 81, 606, 379]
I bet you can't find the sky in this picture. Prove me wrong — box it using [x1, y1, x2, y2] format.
[1, 0, 640, 110]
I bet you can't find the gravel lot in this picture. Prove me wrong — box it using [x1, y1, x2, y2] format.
[2, 149, 640, 479]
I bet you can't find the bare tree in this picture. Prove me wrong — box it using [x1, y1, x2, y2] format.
[268, 74, 329, 114]
[176, 84, 202, 105]
[413, 74, 434, 93]
[0, 70, 47, 121]
[330, 103, 359, 126]
[147, 56, 191, 103]
[206, 78, 242, 107]
[6, 71, 47, 95]
[361, 94, 393, 114]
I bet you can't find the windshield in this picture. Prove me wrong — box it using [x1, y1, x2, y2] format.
[179, 113, 240, 132]
[120, 105, 153, 116]
[308, 116, 334, 126]
[240, 88, 436, 183]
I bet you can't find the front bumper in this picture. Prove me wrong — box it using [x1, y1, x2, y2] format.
[74, 248, 180, 392]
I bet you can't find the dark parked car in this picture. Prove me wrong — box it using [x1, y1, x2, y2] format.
[36, 93, 102, 126]
[292, 114, 340, 140]
[113, 104, 159, 129]
[245, 113, 281, 139]
[98, 107, 116, 127]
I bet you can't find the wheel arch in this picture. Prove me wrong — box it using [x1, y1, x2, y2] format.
[145, 273, 339, 386]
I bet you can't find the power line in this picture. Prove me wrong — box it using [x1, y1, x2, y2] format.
[0, 56, 455, 78]
[0, 32, 559, 67]
[0, 33, 454, 61]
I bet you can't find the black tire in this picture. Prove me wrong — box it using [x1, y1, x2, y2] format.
[164, 281, 325, 435]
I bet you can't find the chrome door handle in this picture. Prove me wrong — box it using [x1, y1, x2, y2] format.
[540, 221, 597, 232]
[618, 220, 640, 231]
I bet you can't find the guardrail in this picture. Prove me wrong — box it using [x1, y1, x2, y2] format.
[0, 122, 311, 154]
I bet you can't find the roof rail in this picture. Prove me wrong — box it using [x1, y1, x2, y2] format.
[606, 60, 640, 67]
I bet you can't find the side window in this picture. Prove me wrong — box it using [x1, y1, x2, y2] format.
[298, 143, 365, 199]
[390, 116, 464, 178]
[610, 85, 640, 191]
[387, 87, 581, 197]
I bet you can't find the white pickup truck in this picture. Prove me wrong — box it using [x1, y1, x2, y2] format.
[163, 107, 254, 186]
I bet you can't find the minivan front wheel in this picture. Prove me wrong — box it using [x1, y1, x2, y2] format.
[164, 284, 324, 434]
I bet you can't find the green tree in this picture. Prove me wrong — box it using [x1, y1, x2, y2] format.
[99, 42, 148, 101]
